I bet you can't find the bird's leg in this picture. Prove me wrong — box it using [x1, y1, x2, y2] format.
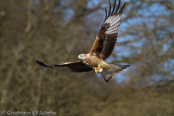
[94, 68, 99, 73]
[98, 64, 101, 69]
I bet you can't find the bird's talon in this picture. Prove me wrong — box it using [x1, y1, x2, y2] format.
[98, 64, 101, 68]
[95, 68, 99, 73]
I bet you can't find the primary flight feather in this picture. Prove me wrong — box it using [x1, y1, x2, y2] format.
[36, 0, 129, 83]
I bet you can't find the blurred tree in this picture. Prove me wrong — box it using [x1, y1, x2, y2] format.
[118, 0, 174, 87]
[0, 0, 174, 116]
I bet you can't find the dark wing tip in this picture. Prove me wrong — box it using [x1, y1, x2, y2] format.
[108, 0, 112, 15]
[118, 2, 126, 14]
[36, 60, 49, 67]
[104, 8, 108, 20]
[115, 0, 121, 13]
[111, 0, 117, 14]
[105, 0, 126, 20]
[118, 64, 130, 70]
[124, 64, 130, 68]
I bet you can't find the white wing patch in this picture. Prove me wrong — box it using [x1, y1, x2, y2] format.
[63, 62, 73, 65]
[105, 15, 121, 34]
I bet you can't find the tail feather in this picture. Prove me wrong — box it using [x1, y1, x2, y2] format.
[100, 64, 130, 83]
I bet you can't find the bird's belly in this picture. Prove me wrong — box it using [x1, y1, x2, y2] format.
[84, 56, 101, 67]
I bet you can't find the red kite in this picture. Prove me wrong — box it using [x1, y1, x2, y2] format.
[36, 0, 129, 83]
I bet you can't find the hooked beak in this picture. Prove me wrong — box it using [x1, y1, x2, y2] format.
[78, 56, 82, 59]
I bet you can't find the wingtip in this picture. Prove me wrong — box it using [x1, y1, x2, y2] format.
[121, 64, 130, 69]
[108, 0, 112, 15]
[118, 2, 126, 14]
[104, 0, 126, 20]
[36, 59, 48, 67]
[36, 59, 39, 63]
[126, 64, 130, 67]
[36, 59, 42, 65]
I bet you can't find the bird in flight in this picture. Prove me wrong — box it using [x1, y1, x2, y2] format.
[36, 0, 129, 83]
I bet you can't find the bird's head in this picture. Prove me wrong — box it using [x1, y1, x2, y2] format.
[78, 54, 88, 60]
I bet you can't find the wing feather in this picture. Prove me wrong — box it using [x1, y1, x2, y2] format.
[89, 0, 126, 60]
[36, 60, 93, 73]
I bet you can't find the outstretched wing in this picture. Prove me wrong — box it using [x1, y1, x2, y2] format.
[89, 0, 126, 60]
[36, 60, 93, 73]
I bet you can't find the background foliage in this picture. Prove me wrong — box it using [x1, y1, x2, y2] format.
[0, 0, 174, 116]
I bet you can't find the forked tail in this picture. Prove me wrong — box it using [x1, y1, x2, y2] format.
[100, 64, 130, 83]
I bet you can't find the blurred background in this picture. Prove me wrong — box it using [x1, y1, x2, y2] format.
[0, 0, 174, 115]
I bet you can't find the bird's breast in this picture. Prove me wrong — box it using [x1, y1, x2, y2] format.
[84, 56, 102, 67]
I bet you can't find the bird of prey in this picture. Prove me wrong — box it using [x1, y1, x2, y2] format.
[36, 0, 130, 83]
